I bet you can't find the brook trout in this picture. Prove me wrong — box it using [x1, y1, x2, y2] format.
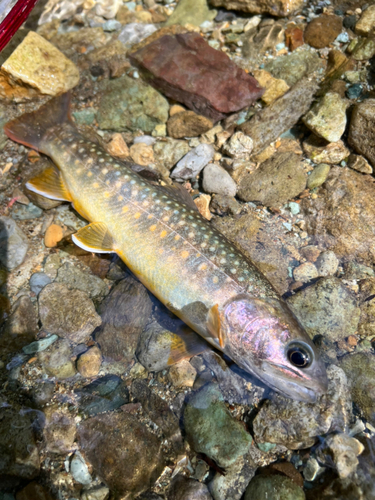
[4, 94, 328, 402]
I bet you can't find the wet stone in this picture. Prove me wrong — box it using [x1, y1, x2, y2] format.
[0, 296, 38, 352]
[350, 37, 375, 61]
[39, 283, 102, 344]
[303, 92, 348, 143]
[130, 143, 154, 166]
[78, 412, 165, 499]
[307, 163, 331, 189]
[38, 339, 76, 379]
[244, 475, 305, 500]
[70, 450, 92, 485]
[348, 99, 375, 168]
[95, 275, 152, 363]
[167, 111, 213, 139]
[43, 404, 76, 454]
[15, 481, 54, 500]
[324, 433, 364, 479]
[22, 334, 58, 355]
[264, 50, 325, 87]
[253, 365, 351, 449]
[184, 383, 252, 468]
[168, 475, 212, 500]
[153, 138, 190, 171]
[29, 272, 51, 296]
[202, 163, 237, 197]
[287, 277, 360, 342]
[129, 32, 264, 122]
[55, 262, 108, 301]
[355, 4, 375, 36]
[77, 346, 102, 378]
[30, 380, 55, 407]
[209, 0, 304, 16]
[347, 154, 372, 174]
[172, 143, 215, 180]
[168, 359, 197, 388]
[304, 15, 343, 49]
[242, 20, 284, 66]
[222, 131, 253, 159]
[210, 194, 241, 216]
[76, 375, 129, 416]
[165, 0, 216, 27]
[237, 152, 307, 207]
[81, 486, 110, 500]
[97, 75, 169, 133]
[302, 135, 350, 164]
[117, 23, 157, 48]
[11, 202, 43, 220]
[316, 251, 339, 277]
[292, 262, 318, 282]
[0, 216, 28, 270]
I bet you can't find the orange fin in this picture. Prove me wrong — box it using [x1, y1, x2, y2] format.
[168, 325, 211, 365]
[72, 222, 114, 254]
[207, 304, 225, 349]
[26, 166, 72, 202]
[4, 93, 71, 154]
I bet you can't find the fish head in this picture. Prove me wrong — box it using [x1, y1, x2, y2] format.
[221, 294, 328, 403]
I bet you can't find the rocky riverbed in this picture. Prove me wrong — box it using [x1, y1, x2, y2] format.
[0, 0, 375, 499]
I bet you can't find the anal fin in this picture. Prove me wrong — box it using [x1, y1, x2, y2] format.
[72, 222, 114, 254]
[26, 166, 72, 202]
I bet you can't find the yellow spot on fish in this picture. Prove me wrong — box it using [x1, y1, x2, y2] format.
[163, 216, 170, 222]
[87, 171, 93, 177]
[102, 168, 108, 174]
[116, 181, 122, 188]
[174, 235, 181, 241]
[150, 225, 157, 231]
[118, 195, 123, 201]
[199, 263, 207, 271]
[160, 230, 167, 238]
[159, 248, 164, 254]
[93, 182, 99, 188]
[148, 214, 153, 219]
[104, 192, 110, 198]
[212, 276, 219, 284]
[181, 251, 189, 259]
[143, 201, 149, 206]
[76, 168, 82, 174]
[122, 206, 129, 213]
[134, 212, 141, 219]
[167, 255, 173, 262]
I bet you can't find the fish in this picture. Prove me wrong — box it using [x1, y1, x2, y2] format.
[4, 93, 328, 403]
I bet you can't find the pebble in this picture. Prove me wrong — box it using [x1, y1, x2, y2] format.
[44, 224, 64, 248]
[222, 131, 253, 159]
[1, 296, 38, 352]
[355, 4, 375, 36]
[167, 111, 213, 139]
[292, 262, 318, 282]
[184, 383, 252, 468]
[102, 19, 122, 31]
[73, 108, 96, 125]
[106, 133, 130, 159]
[168, 475, 212, 500]
[39, 339, 76, 379]
[70, 451, 92, 485]
[304, 15, 343, 49]
[348, 99, 375, 168]
[264, 50, 324, 87]
[11, 202, 42, 220]
[244, 475, 305, 500]
[303, 457, 324, 481]
[0, 216, 28, 270]
[350, 37, 375, 61]
[307, 163, 330, 189]
[81, 486, 110, 500]
[237, 152, 307, 207]
[38, 283, 102, 344]
[209, 0, 304, 16]
[194, 194, 212, 220]
[56, 262, 108, 301]
[252, 69, 289, 105]
[2, 31, 79, 96]
[118, 23, 157, 47]
[346, 84, 363, 100]
[210, 194, 241, 215]
[77, 375, 129, 416]
[22, 334, 58, 355]
[315, 250, 339, 277]
[154, 138, 190, 170]
[172, 143, 215, 180]
[303, 92, 348, 143]
[29, 272, 52, 296]
[168, 359, 197, 388]
[202, 163, 237, 197]
[77, 346, 102, 378]
[286, 277, 360, 342]
[165, 0, 216, 27]
[302, 135, 350, 164]
[169, 105, 186, 116]
[324, 433, 364, 479]
[130, 143, 155, 166]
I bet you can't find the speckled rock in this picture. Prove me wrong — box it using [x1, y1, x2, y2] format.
[168, 475, 212, 500]
[172, 144, 215, 180]
[208, 0, 304, 16]
[237, 152, 307, 207]
[130, 143, 154, 166]
[43, 405, 76, 454]
[292, 262, 318, 282]
[316, 251, 339, 277]
[153, 138, 190, 170]
[324, 433, 364, 479]
[240, 79, 318, 155]
[286, 277, 360, 342]
[39, 283, 101, 344]
[167, 111, 213, 139]
[29, 272, 52, 297]
[252, 69, 289, 105]
[78, 412, 165, 499]
[76, 375, 129, 416]
[301, 167, 375, 264]
[303, 93, 348, 143]
[210, 194, 241, 216]
[0, 296, 38, 352]
[118, 23, 157, 48]
[244, 475, 305, 500]
[165, 0, 216, 27]
[253, 365, 351, 449]
[355, 4, 375, 36]
[168, 359, 197, 388]
[184, 383, 252, 468]
[55, 262, 108, 301]
[302, 135, 350, 164]
[11, 202, 42, 220]
[350, 37, 375, 61]
[95, 275, 152, 363]
[348, 99, 375, 168]
[304, 15, 343, 49]
[38, 339, 76, 379]
[0, 216, 28, 270]
[222, 131, 253, 159]
[77, 346, 102, 378]
[307, 163, 331, 189]
[264, 50, 325, 87]
[338, 353, 375, 425]
[97, 75, 169, 133]
[202, 163, 237, 197]
[347, 154, 373, 174]
[1, 31, 79, 97]
[81, 486, 110, 500]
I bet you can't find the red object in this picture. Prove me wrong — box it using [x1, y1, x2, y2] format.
[0, 0, 39, 52]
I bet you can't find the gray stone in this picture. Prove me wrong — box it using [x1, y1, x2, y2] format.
[30, 380, 55, 407]
[184, 383, 252, 468]
[43, 404, 77, 454]
[303, 92, 348, 143]
[348, 98, 375, 167]
[316, 251, 339, 277]
[240, 79, 318, 155]
[307, 163, 331, 189]
[172, 143, 215, 180]
[81, 486, 110, 500]
[253, 365, 351, 449]
[244, 475, 305, 500]
[11, 202, 43, 220]
[97, 75, 169, 133]
[292, 262, 319, 282]
[202, 163, 237, 197]
[237, 152, 307, 207]
[29, 272, 51, 296]
[286, 277, 360, 342]
[153, 138, 190, 171]
[166, 0, 216, 27]
[0, 216, 28, 270]
[0, 296, 38, 352]
[168, 475, 212, 500]
[55, 262, 108, 301]
[38, 283, 102, 344]
[76, 375, 129, 416]
[22, 334, 58, 354]
[70, 450, 92, 485]
[78, 412, 165, 499]
[38, 339, 76, 379]
[324, 433, 364, 479]
[222, 131, 253, 159]
[118, 23, 157, 48]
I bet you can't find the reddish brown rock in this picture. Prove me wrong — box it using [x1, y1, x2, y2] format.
[285, 25, 304, 51]
[129, 32, 264, 122]
[302, 167, 375, 265]
[304, 15, 343, 49]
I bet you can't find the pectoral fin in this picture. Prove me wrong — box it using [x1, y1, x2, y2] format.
[72, 222, 114, 253]
[207, 304, 225, 349]
[26, 166, 72, 202]
[168, 325, 211, 365]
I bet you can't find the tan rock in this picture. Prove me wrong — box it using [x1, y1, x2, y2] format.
[168, 359, 197, 388]
[209, 0, 304, 17]
[106, 133, 130, 159]
[43, 404, 76, 454]
[355, 4, 375, 37]
[2, 31, 79, 96]
[302, 135, 350, 164]
[194, 194, 212, 220]
[44, 224, 64, 248]
[130, 143, 154, 166]
[347, 154, 373, 174]
[170, 104, 186, 116]
[167, 111, 213, 139]
[293, 262, 319, 282]
[253, 69, 289, 105]
[77, 346, 102, 378]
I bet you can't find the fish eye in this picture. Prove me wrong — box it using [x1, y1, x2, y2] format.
[287, 343, 312, 368]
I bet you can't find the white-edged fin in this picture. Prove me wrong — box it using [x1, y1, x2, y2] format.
[26, 166, 72, 202]
[72, 222, 114, 254]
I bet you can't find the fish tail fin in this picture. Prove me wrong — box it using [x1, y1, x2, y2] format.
[3, 93, 71, 154]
